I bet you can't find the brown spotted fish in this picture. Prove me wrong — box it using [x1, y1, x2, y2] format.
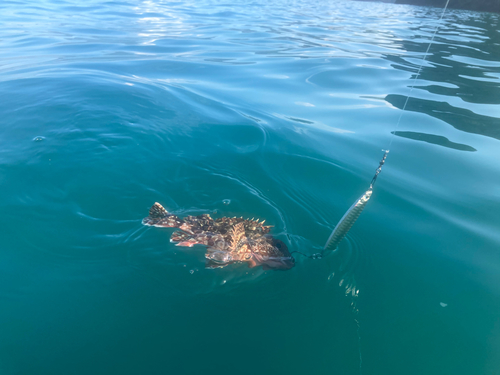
[142, 202, 295, 270]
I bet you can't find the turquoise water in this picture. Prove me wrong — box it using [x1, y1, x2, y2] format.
[1, 0, 499, 374]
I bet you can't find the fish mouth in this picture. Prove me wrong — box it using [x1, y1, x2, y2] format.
[253, 253, 295, 270]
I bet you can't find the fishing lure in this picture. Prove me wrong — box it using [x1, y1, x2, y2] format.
[323, 150, 389, 253]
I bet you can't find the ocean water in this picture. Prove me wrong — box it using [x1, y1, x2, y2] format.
[1, 0, 499, 374]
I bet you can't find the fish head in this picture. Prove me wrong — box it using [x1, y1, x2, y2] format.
[252, 253, 295, 270]
[251, 239, 295, 270]
[271, 239, 288, 253]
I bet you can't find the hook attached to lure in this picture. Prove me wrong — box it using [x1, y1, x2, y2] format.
[323, 150, 389, 253]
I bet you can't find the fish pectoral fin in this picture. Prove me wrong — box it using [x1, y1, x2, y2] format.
[176, 240, 201, 247]
[170, 231, 191, 243]
[247, 259, 258, 268]
[230, 222, 248, 252]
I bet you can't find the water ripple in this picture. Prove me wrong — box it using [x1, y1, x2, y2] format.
[1, 1, 499, 372]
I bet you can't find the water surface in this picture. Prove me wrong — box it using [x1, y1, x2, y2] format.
[1, 1, 499, 374]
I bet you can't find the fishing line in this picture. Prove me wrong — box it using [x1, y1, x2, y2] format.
[297, 3, 451, 373]
[291, 2, 451, 262]
[290, 250, 320, 259]
[389, 0, 451, 149]
[322, 0, 450, 255]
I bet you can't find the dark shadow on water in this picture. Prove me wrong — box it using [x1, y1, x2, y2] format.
[384, 11, 500, 140]
[392, 130, 477, 151]
[286, 116, 315, 124]
[386, 94, 500, 140]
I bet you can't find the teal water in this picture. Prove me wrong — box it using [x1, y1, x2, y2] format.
[1, 0, 499, 374]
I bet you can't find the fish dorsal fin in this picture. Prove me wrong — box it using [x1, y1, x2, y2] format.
[230, 222, 248, 253]
[149, 202, 169, 218]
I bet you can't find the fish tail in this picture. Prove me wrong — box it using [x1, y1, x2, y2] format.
[142, 202, 184, 227]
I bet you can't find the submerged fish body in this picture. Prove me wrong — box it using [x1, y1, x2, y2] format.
[142, 202, 295, 270]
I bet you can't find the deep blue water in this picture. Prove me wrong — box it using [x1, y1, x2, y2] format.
[1, 0, 499, 374]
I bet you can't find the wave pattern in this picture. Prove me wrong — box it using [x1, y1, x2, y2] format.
[0, 1, 499, 374]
